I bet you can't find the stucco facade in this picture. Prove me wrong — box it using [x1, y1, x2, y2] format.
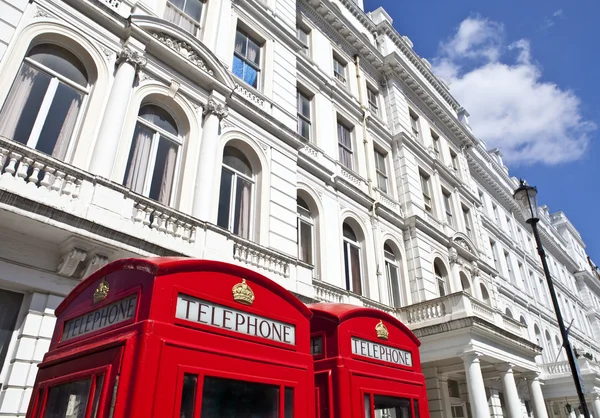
[0, 0, 599, 416]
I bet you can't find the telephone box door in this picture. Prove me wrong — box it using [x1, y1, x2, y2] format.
[27, 346, 122, 418]
[355, 375, 426, 418]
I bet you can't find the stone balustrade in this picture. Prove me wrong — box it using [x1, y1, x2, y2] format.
[232, 236, 291, 278]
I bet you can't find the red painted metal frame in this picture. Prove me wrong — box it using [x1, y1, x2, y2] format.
[308, 303, 430, 418]
[26, 258, 315, 418]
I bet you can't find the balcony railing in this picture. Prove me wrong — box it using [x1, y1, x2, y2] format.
[312, 280, 394, 314]
[397, 292, 528, 339]
[541, 358, 600, 379]
[0, 136, 313, 289]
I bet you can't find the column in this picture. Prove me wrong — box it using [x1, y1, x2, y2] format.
[448, 248, 463, 293]
[592, 393, 600, 418]
[525, 373, 549, 418]
[89, 46, 146, 178]
[462, 351, 491, 418]
[496, 363, 522, 418]
[438, 376, 453, 418]
[191, 94, 228, 222]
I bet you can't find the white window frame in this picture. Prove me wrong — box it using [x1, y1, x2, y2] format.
[130, 107, 183, 205]
[164, 0, 203, 36]
[333, 55, 347, 84]
[337, 120, 354, 170]
[233, 28, 262, 90]
[431, 130, 441, 159]
[462, 205, 472, 239]
[420, 172, 432, 213]
[367, 86, 379, 115]
[442, 189, 453, 227]
[504, 251, 515, 284]
[343, 225, 363, 295]
[297, 197, 315, 265]
[374, 148, 389, 193]
[409, 109, 421, 141]
[220, 151, 255, 239]
[296, 25, 310, 56]
[435, 266, 447, 297]
[384, 245, 402, 307]
[450, 149, 459, 172]
[297, 89, 312, 141]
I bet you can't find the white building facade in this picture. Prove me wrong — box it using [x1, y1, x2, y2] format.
[0, 0, 599, 416]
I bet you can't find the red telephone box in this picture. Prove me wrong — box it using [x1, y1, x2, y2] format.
[308, 303, 429, 418]
[26, 257, 315, 418]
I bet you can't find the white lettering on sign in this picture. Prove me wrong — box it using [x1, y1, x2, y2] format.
[176, 294, 296, 345]
[351, 337, 412, 367]
[62, 295, 137, 342]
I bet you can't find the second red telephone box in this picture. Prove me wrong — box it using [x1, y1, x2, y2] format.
[308, 303, 429, 418]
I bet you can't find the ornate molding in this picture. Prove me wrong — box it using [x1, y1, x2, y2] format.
[233, 83, 265, 107]
[471, 261, 480, 277]
[449, 247, 459, 265]
[138, 71, 153, 83]
[83, 254, 110, 278]
[57, 248, 87, 277]
[151, 33, 214, 75]
[117, 47, 147, 69]
[98, 44, 115, 59]
[34, 7, 55, 19]
[203, 98, 229, 120]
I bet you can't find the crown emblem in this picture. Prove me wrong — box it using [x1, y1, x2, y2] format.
[93, 279, 110, 304]
[232, 279, 255, 306]
[375, 320, 389, 340]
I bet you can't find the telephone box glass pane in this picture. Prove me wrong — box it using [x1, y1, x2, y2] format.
[90, 375, 104, 418]
[179, 374, 198, 418]
[43, 378, 92, 418]
[201, 376, 279, 418]
[364, 394, 371, 418]
[284, 387, 294, 418]
[373, 395, 412, 418]
[413, 400, 420, 418]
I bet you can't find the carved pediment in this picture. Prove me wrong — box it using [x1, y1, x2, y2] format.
[151, 32, 214, 75]
[451, 233, 477, 256]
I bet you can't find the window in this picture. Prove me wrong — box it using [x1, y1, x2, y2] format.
[478, 190, 485, 210]
[490, 240, 499, 270]
[123, 104, 181, 205]
[442, 189, 453, 227]
[217, 146, 254, 239]
[527, 236, 534, 256]
[164, 0, 203, 36]
[0, 289, 23, 376]
[420, 172, 432, 213]
[343, 222, 363, 295]
[337, 121, 353, 170]
[434, 259, 447, 297]
[0, 44, 90, 160]
[384, 243, 402, 307]
[505, 215, 513, 238]
[450, 150, 459, 172]
[462, 206, 472, 239]
[480, 284, 491, 305]
[460, 272, 471, 295]
[333, 55, 346, 84]
[539, 277, 548, 305]
[431, 131, 441, 159]
[297, 90, 311, 141]
[492, 204, 499, 223]
[296, 26, 310, 56]
[518, 262, 528, 292]
[297, 196, 314, 265]
[41, 375, 104, 418]
[374, 149, 388, 193]
[233, 29, 261, 89]
[409, 109, 420, 141]
[367, 87, 378, 115]
[504, 251, 515, 284]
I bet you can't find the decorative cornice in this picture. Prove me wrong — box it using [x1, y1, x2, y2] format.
[151, 32, 214, 75]
[57, 248, 87, 277]
[203, 98, 228, 120]
[233, 83, 265, 107]
[117, 47, 147, 69]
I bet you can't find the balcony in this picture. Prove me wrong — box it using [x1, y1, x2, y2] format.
[312, 279, 394, 314]
[397, 291, 528, 339]
[0, 136, 313, 291]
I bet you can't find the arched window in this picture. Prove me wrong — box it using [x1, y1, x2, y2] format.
[0, 44, 90, 160]
[434, 259, 448, 297]
[123, 104, 181, 205]
[297, 195, 314, 265]
[545, 330, 555, 361]
[534, 324, 541, 346]
[460, 272, 471, 295]
[480, 284, 490, 305]
[520, 315, 530, 340]
[554, 335, 564, 361]
[217, 146, 254, 239]
[384, 242, 402, 307]
[505, 308, 513, 319]
[342, 222, 363, 295]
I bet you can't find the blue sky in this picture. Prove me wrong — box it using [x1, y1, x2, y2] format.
[364, 0, 600, 263]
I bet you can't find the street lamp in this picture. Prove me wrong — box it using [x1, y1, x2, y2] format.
[513, 179, 591, 418]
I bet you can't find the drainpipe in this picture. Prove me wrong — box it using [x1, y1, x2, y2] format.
[355, 54, 382, 302]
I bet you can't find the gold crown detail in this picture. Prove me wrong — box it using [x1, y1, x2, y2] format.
[93, 279, 110, 304]
[232, 279, 255, 306]
[375, 320, 389, 340]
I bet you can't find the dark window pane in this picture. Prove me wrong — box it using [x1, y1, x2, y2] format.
[28, 44, 88, 86]
[342, 223, 356, 241]
[1, 64, 51, 145]
[0, 290, 24, 376]
[285, 388, 294, 418]
[217, 169, 233, 229]
[373, 395, 412, 418]
[138, 105, 178, 136]
[184, 0, 202, 21]
[234, 31, 247, 56]
[36, 82, 82, 159]
[299, 220, 313, 264]
[223, 146, 252, 177]
[148, 136, 177, 205]
[201, 376, 279, 418]
[179, 374, 197, 418]
[350, 245, 362, 295]
[43, 379, 92, 418]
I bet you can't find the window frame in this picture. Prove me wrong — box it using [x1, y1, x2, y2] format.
[367, 86, 379, 115]
[384, 244, 402, 307]
[342, 223, 363, 295]
[297, 196, 315, 266]
[419, 171, 432, 213]
[431, 130, 441, 159]
[337, 120, 354, 170]
[164, 0, 204, 36]
[409, 109, 421, 141]
[462, 205, 472, 239]
[296, 25, 310, 56]
[332, 54, 347, 85]
[232, 28, 262, 90]
[442, 189, 454, 227]
[296, 89, 312, 141]
[374, 148, 389, 193]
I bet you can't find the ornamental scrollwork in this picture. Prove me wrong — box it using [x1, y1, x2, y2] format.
[151, 33, 214, 75]
[203, 98, 229, 120]
[117, 47, 147, 69]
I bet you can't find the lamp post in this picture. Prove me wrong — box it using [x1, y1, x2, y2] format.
[513, 179, 590, 418]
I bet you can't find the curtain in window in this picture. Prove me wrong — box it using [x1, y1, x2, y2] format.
[124, 124, 153, 195]
[350, 246, 362, 295]
[0, 65, 40, 142]
[233, 177, 252, 239]
[155, 138, 177, 205]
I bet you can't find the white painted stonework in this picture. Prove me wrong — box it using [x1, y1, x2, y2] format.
[0, 0, 599, 417]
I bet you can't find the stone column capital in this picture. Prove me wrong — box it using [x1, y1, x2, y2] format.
[117, 47, 147, 70]
[203, 97, 229, 120]
[523, 371, 542, 381]
[495, 362, 517, 374]
[460, 350, 484, 364]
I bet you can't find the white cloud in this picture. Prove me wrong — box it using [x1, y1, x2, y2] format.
[432, 15, 595, 166]
[553, 9, 563, 17]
